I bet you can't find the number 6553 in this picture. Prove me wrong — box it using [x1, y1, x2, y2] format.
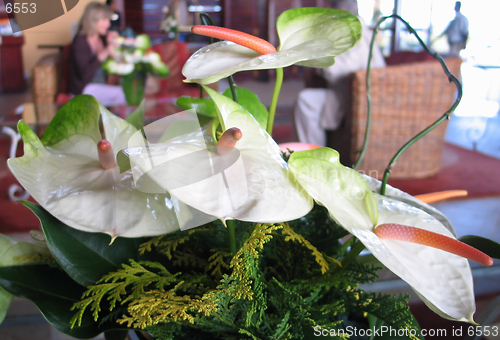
[5, 2, 37, 14]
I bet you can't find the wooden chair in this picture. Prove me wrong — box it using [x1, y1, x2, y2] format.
[327, 57, 462, 180]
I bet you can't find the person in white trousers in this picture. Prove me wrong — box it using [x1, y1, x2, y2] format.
[294, 0, 386, 146]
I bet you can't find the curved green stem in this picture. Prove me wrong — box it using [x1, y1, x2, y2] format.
[379, 15, 462, 194]
[355, 14, 462, 194]
[227, 220, 237, 256]
[267, 68, 283, 135]
[380, 115, 450, 195]
[353, 29, 376, 170]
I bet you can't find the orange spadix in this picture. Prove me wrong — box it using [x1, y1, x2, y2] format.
[217, 127, 242, 156]
[192, 25, 277, 55]
[374, 223, 493, 266]
[97, 140, 116, 169]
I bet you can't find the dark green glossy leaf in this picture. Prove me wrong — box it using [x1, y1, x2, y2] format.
[459, 235, 500, 259]
[125, 100, 145, 130]
[0, 265, 125, 338]
[22, 201, 145, 286]
[223, 87, 268, 129]
[176, 96, 217, 116]
[176, 89, 268, 130]
[176, 96, 218, 126]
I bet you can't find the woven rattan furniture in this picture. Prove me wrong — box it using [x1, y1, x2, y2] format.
[327, 57, 462, 180]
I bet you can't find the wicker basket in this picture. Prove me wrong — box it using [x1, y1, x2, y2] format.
[34, 94, 56, 104]
[33, 54, 60, 99]
[327, 57, 462, 180]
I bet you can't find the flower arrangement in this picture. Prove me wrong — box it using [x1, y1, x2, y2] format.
[1, 7, 499, 340]
[103, 33, 169, 105]
[159, 2, 179, 40]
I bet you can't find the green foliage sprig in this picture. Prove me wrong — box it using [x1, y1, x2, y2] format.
[66, 210, 420, 340]
[70, 261, 180, 328]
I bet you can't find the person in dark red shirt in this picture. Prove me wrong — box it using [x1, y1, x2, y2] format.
[69, 2, 125, 106]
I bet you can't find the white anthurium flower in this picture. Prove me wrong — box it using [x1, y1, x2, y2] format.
[288, 148, 483, 323]
[151, 62, 169, 77]
[103, 59, 134, 75]
[0, 234, 50, 323]
[182, 7, 362, 84]
[122, 87, 313, 225]
[125, 50, 144, 64]
[116, 62, 135, 75]
[7, 95, 181, 239]
[135, 34, 151, 51]
[145, 51, 162, 64]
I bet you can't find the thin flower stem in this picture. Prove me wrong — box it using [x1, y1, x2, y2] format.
[355, 14, 462, 194]
[341, 239, 365, 268]
[227, 220, 237, 256]
[199, 12, 214, 99]
[199, 12, 216, 44]
[332, 238, 365, 274]
[198, 13, 238, 103]
[227, 76, 239, 103]
[267, 68, 284, 135]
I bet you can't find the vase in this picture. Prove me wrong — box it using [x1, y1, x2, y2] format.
[121, 71, 147, 106]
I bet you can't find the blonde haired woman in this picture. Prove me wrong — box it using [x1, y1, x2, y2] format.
[69, 2, 125, 106]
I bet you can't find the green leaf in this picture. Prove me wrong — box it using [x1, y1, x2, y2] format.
[175, 96, 218, 126]
[459, 236, 500, 259]
[22, 201, 146, 286]
[125, 100, 145, 130]
[0, 265, 125, 338]
[176, 96, 217, 116]
[288, 147, 378, 228]
[40, 95, 102, 152]
[222, 87, 268, 130]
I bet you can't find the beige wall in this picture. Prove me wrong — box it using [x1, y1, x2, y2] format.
[21, 0, 103, 77]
